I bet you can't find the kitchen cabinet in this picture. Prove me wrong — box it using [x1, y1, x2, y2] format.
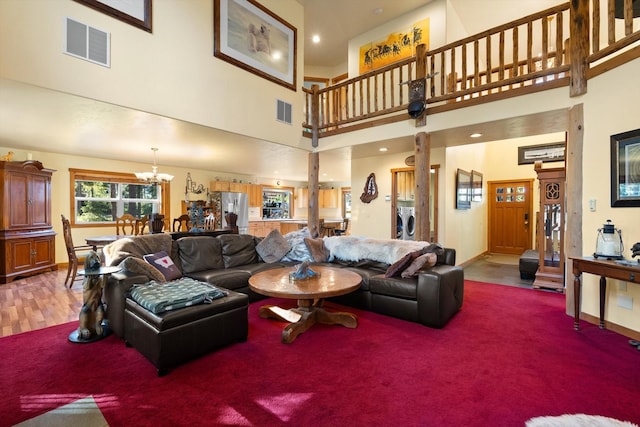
[295, 188, 308, 209]
[0, 160, 56, 284]
[248, 184, 262, 208]
[319, 188, 338, 208]
[248, 220, 280, 237]
[229, 182, 248, 193]
[211, 180, 230, 191]
[248, 221, 264, 237]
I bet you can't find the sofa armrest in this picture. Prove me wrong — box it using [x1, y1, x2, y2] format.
[442, 248, 456, 266]
[416, 264, 464, 328]
[103, 271, 149, 339]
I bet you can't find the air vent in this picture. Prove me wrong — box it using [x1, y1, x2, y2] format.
[276, 99, 292, 125]
[64, 17, 110, 67]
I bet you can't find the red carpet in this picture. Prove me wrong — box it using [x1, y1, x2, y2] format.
[2, 280, 639, 426]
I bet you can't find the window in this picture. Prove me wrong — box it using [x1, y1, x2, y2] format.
[70, 169, 170, 227]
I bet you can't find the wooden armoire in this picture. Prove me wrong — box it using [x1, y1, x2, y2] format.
[0, 160, 57, 284]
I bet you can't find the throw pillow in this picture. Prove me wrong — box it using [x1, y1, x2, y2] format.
[281, 227, 313, 262]
[143, 251, 182, 281]
[384, 250, 422, 278]
[304, 237, 329, 263]
[401, 252, 437, 278]
[120, 256, 166, 283]
[256, 228, 291, 263]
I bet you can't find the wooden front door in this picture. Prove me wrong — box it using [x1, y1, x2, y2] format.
[488, 180, 533, 255]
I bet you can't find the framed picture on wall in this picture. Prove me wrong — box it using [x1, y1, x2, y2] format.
[74, 0, 152, 32]
[610, 128, 640, 207]
[214, 0, 297, 91]
[517, 142, 565, 165]
[456, 169, 471, 209]
[471, 170, 483, 202]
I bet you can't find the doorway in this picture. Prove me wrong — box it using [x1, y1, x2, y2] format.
[488, 179, 534, 255]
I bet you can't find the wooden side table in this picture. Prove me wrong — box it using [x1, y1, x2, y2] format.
[570, 257, 640, 331]
[68, 265, 121, 343]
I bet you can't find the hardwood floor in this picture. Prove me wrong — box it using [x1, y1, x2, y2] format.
[0, 269, 84, 337]
[0, 256, 532, 338]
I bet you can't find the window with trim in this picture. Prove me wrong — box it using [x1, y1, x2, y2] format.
[69, 169, 170, 227]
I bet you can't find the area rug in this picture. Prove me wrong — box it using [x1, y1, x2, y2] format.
[484, 253, 520, 265]
[2, 280, 640, 426]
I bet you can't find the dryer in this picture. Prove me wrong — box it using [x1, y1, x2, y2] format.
[398, 207, 416, 240]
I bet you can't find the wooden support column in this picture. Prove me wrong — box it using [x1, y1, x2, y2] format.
[415, 44, 427, 127]
[565, 104, 584, 316]
[414, 132, 431, 242]
[308, 152, 320, 237]
[569, 0, 589, 96]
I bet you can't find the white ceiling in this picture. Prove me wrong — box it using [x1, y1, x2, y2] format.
[0, 0, 564, 183]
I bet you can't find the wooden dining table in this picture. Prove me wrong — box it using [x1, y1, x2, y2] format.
[85, 235, 129, 251]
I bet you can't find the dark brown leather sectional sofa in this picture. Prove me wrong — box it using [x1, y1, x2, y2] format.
[104, 233, 464, 341]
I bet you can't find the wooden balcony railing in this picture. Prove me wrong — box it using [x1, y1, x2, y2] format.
[303, 0, 640, 140]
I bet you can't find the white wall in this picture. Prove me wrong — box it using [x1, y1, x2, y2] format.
[0, 0, 305, 149]
[578, 59, 640, 330]
[350, 146, 445, 240]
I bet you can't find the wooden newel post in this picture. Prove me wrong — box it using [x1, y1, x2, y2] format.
[569, 0, 589, 96]
[308, 152, 320, 237]
[311, 84, 320, 148]
[414, 132, 431, 242]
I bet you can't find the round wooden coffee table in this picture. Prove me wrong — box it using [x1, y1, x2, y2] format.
[248, 265, 362, 343]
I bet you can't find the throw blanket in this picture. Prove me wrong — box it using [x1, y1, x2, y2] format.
[103, 233, 173, 266]
[323, 236, 435, 265]
[129, 277, 227, 314]
[103, 234, 175, 283]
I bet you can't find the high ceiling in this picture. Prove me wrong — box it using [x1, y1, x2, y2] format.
[0, 0, 564, 183]
[299, 0, 434, 67]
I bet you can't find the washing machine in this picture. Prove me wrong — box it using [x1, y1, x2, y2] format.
[396, 207, 403, 239]
[399, 207, 416, 240]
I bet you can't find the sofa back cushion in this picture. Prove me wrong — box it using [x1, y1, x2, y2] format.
[218, 234, 259, 268]
[178, 236, 224, 274]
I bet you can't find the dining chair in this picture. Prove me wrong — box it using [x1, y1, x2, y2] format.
[61, 214, 94, 288]
[173, 214, 191, 232]
[203, 214, 216, 231]
[333, 218, 350, 236]
[320, 218, 336, 237]
[115, 213, 137, 235]
[135, 217, 148, 235]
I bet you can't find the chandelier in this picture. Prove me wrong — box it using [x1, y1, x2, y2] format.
[135, 147, 174, 183]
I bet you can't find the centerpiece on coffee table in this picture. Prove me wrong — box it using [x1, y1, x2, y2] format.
[289, 261, 320, 281]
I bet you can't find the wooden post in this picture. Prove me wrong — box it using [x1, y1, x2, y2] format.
[565, 104, 584, 316]
[415, 44, 427, 127]
[311, 84, 320, 148]
[569, 0, 589, 96]
[308, 152, 320, 237]
[414, 132, 431, 242]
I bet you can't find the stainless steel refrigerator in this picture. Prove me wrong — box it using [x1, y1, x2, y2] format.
[209, 192, 249, 234]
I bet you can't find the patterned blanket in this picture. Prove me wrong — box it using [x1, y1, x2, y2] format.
[129, 277, 227, 314]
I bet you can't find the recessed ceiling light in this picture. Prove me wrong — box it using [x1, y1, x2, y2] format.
[379, 147, 388, 152]
[470, 133, 482, 138]
[312, 34, 320, 44]
[373, 7, 383, 15]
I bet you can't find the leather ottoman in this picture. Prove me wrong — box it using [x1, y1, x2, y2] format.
[519, 250, 539, 280]
[124, 288, 248, 376]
